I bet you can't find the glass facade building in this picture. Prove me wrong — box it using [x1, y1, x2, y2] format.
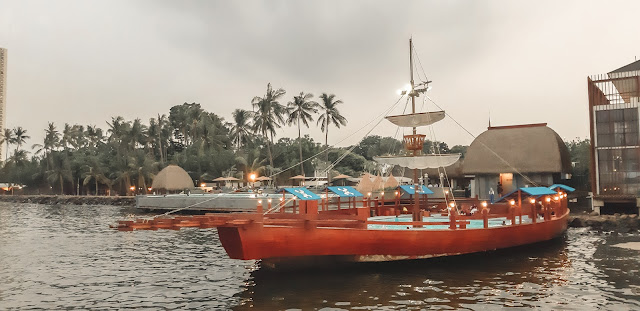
[589, 60, 640, 212]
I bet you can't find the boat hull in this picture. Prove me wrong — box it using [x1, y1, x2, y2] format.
[217, 210, 569, 263]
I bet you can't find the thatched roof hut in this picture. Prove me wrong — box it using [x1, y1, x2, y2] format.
[356, 174, 374, 194]
[463, 124, 572, 174]
[371, 175, 384, 191]
[383, 174, 399, 189]
[151, 165, 194, 190]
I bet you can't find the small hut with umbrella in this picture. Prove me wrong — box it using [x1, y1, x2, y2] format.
[290, 175, 307, 186]
[213, 176, 240, 189]
[151, 165, 194, 193]
[332, 174, 352, 186]
[255, 176, 272, 187]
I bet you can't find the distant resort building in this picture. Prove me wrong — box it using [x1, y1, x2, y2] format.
[588, 59, 640, 214]
[423, 160, 470, 196]
[463, 123, 572, 201]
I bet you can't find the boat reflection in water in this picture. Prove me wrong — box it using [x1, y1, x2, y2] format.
[234, 237, 571, 310]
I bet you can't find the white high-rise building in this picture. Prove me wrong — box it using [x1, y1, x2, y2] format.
[0, 48, 6, 161]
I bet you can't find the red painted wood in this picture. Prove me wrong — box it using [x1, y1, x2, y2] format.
[216, 210, 569, 260]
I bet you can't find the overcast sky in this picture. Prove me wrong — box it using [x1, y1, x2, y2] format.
[1, 0, 640, 151]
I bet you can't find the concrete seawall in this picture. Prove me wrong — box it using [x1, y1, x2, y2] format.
[0, 195, 135, 206]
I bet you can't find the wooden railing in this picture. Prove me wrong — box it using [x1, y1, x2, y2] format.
[115, 192, 569, 231]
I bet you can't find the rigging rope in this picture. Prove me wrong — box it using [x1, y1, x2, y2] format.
[411, 43, 541, 189]
[267, 94, 407, 181]
[309, 94, 408, 183]
[425, 95, 540, 188]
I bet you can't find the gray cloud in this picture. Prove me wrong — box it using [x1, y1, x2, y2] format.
[1, 0, 640, 152]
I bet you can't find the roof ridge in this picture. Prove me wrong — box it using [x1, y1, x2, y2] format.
[487, 123, 547, 130]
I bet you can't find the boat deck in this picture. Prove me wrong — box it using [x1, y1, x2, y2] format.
[367, 214, 532, 230]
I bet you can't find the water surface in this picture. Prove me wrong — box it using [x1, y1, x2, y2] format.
[1, 202, 639, 310]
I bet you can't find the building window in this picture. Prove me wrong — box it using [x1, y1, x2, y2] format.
[596, 108, 639, 147]
[598, 148, 640, 195]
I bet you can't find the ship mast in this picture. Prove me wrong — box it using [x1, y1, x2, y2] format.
[409, 38, 418, 184]
[409, 38, 421, 224]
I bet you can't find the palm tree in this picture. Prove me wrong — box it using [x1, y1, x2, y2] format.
[8, 149, 29, 166]
[60, 123, 75, 150]
[317, 93, 347, 183]
[1, 128, 15, 163]
[148, 114, 170, 164]
[13, 127, 30, 153]
[44, 123, 61, 152]
[47, 152, 72, 194]
[70, 125, 86, 149]
[229, 109, 252, 150]
[194, 112, 227, 153]
[33, 122, 60, 162]
[130, 150, 159, 194]
[85, 125, 104, 149]
[106, 116, 132, 157]
[236, 149, 267, 180]
[130, 118, 148, 150]
[83, 156, 107, 195]
[251, 83, 286, 177]
[287, 92, 318, 175]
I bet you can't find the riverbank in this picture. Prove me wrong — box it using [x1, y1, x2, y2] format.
[568, 212, 639, 233]
[0, 195, 135, 206]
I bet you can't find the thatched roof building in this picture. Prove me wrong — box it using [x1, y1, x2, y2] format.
[151, 165, 194, 191]
[463, 123, 571, 175]
[424, 160, 464, 179]
[462, 123, 571, 200]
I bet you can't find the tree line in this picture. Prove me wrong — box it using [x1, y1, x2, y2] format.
[0, 82, 590, 195]
[0, 83, 461, 195]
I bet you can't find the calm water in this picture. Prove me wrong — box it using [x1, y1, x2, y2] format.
[1, 203, 640, 310]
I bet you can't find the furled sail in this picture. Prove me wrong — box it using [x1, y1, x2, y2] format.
[373, 154, 461, 169]
[385, 111, 445, 128]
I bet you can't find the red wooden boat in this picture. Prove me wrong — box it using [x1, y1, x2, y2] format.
[115, 39, 571, 266]
[115, 185, 571, 266]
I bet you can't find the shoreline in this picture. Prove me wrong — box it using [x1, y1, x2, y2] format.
[1, 195, 638, 233]
[0, 195, 135, 206]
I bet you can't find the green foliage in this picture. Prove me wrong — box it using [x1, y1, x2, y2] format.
[565, 138, 591, 191]
[449, 145, 468, 158]
[329, 149, 370, 177]
[0, 82, 477, 194]
[354, 135, 403, 160]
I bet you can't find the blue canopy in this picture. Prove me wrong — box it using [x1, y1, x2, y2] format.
[549, 184, 575, 192]
[398, 185, 434, 195]
[327, 186, 363, 197]
[494, 186, 558, 202]
[520, 187, 558, 196]
[283, 187, 321, 200]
